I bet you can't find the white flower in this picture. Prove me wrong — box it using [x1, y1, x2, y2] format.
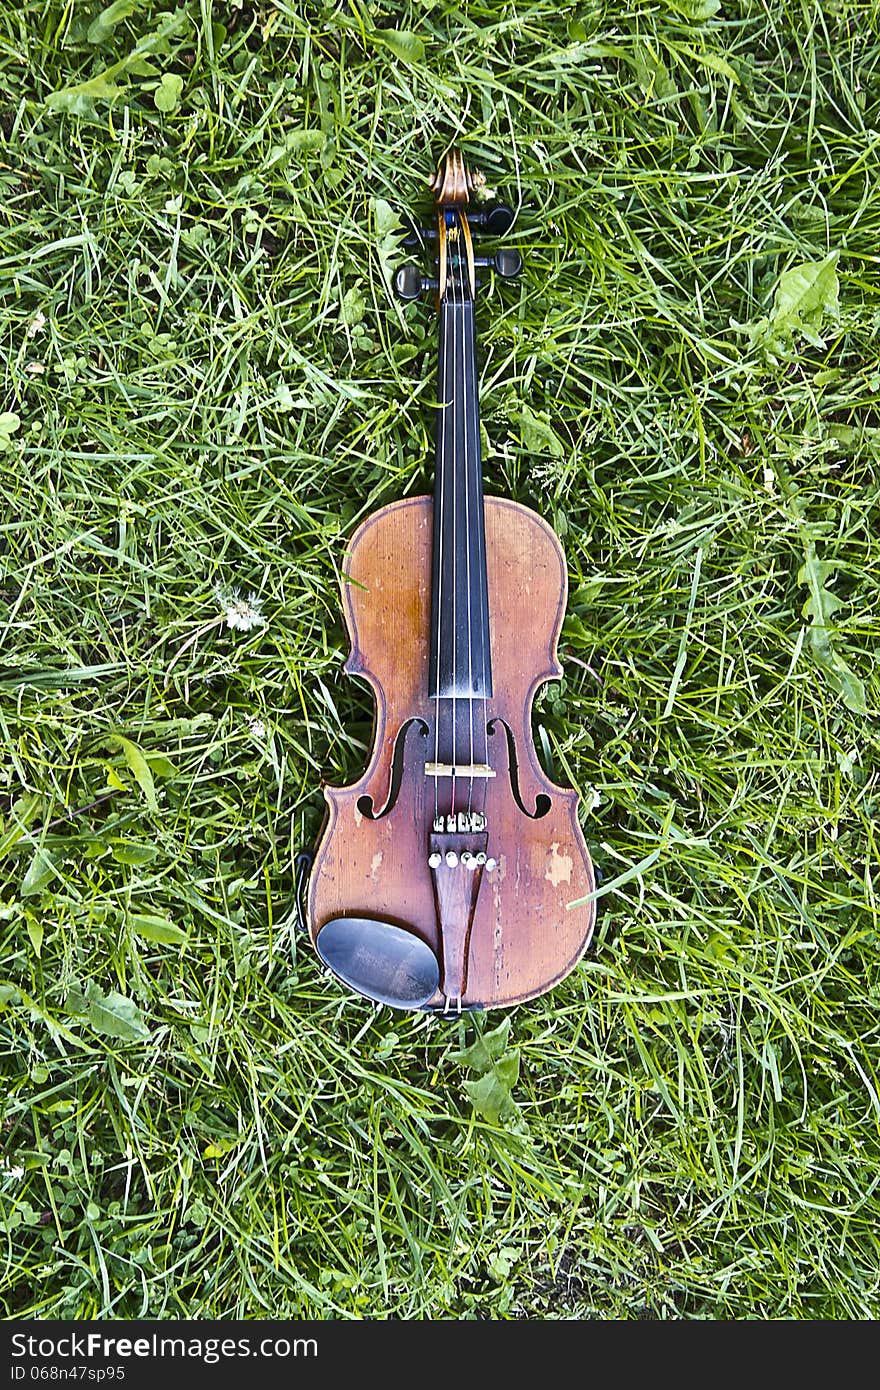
[1, 1159, 24, 1181]
[246, 715, 267, 738]
[220, 589, 265, 633]
[27, 311, 46, 338]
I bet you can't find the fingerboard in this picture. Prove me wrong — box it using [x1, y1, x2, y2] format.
[428, 297, 493, 700]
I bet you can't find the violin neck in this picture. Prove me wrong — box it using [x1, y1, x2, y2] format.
[429, 297, 493, 700]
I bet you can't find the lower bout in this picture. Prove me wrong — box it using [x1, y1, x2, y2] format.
[309, 812, 595, 1010]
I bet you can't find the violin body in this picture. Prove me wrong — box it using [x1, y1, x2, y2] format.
[309, 495, 595, 1009]
[306, 150, 595, 1013]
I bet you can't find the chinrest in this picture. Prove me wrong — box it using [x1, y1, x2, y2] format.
[315, 916, 439, 1009]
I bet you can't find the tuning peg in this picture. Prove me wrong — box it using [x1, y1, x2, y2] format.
[473, 248, 523, 279]
[394, 265, 437, 301]
[493, 248, 522, 278]
[469, 204, 515, 235]
[402, 226, 439, 248]
[403, 207, 514, 243]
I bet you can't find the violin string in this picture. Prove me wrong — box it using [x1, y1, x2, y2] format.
[435, 213, 487, 827]
[433, 220, 448, 827]
[476, 278, 490, 824]
[450, 217, 458, 825]
[460, 222, 475, 819]
[481, 281, 490, 826]
[462, 223, 489, 822]
[465, 240, 489, 822]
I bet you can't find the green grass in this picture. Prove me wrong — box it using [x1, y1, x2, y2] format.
[1, 0, 879, 1319]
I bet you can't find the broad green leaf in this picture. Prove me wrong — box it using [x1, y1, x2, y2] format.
[452, 1017, 521, 1124]
[154, 72, 183, 113]
[127, 57, 159, 77]
[48, 12, 188, 116]
[66, 980, 89, 1015]
[0, 412, 20, 450]
[514, 403, 566, 458]
[0, 984, 19, 1011]
[46, 70, 123, 116]
[187, 1198, 210, 1226]
[21, 848, 59, 897]
[88, 0, 138, 45]
[803, 623, 867, 714]
[111, 841, 159, 865]
[631, 41, 676, 100]
[0, 794, 43, 861]
[373, 198, 405, 289]
[799, 548, 848, 631]
[373, 198, 400, 239]
[372, 29, 425, 64]
[452, 1014, 513, 1070]
[25, 917, 43, 957]
[834, 667, 868, 716]
[748, 252, 839, 354]
[203, 1137, 237, 1159]
[88, 989, 150, 1042]
[129, 912, 188, 945]
[798, 544, 867, 715]
[562, 612, 592, 648]
[104, 735, 158, 811]
[284, 127, 326, 158]
[773, 252, 839, 328]
[571, 577, 608, 607]
[463, 1068, 520, 1126]
[489, 1250, 515, 1280]
[146, 754, 176, 779]
[683, 47, 740, 84]
[664, 0, 721, 19]
[340, 286, 365, 327]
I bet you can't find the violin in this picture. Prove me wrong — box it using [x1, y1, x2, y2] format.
[307, 150, 596, 1014]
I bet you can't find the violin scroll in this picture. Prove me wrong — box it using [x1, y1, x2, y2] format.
[393, 147, 521, 304]
[428, 147, 474, 205]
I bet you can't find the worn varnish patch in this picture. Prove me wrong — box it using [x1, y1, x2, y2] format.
[545, 842, 573, 887]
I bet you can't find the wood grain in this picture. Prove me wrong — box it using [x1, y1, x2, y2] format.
[308, 495, 596, 1010]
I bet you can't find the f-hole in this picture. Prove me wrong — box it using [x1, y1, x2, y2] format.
[487, 718, 551, 819]
[356, 718, 429, 820]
